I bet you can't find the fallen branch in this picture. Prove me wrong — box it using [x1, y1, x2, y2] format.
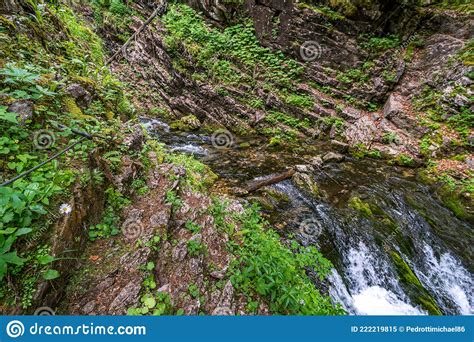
[106, 1, 168, 66]
[246, 169, 295, 193]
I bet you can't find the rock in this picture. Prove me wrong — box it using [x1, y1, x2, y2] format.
[181, 115, 201, 129]
[189, 233, 202, 243]
[231, 187, 248, 196]
[295, 164, 314, 173]
[322, 152, 344, 163]
[8, 100, 33, 125]
[212, 306, 233, 315]
[345, 116, 378, 145]
[122, 124, 145, 151]
[171, 114, 201, 131]
[157, 284, 171, 294]
[210, 267, 227, 280]
[309, 156, 323, 168]
[293, 172, 319, 195]
[340, 107, 361, 122]
[82, 301, 96, 314]
[330, 140, 349, 153]
[65, 83, 92, 108]
[184, 299, 201, 315]
[108, 280, 142, 314]
[383, 94, 404, 119]
[172, 241, 188, 262]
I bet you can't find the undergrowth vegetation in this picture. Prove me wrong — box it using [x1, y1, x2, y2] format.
[0, 0, 134, 306]
[209, 201, 343, 315]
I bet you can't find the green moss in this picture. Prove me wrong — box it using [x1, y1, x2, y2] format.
[391, 153, 415, 167]
[62, 96, 92, 119]
[390, 251, 442, 315]
[170, 115, 201, 131]
[439, 186, 472, 221]
[348, 196, 373, 217]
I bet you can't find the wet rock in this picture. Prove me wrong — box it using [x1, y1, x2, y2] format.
[170, 114, 201, 131]
[181, 114, 201, 129]
[383, 94, 404, 119]
[8, 100, 33, 125]
[293, 172, 319, 196]
[295, 164, 314, 173]
[322, 152, 345, 163]
[309, 156, 323, 168]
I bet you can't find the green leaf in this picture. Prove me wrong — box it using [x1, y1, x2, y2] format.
[37, 254, 55, 265]
[15, 228, 32, 236]
[0, 258, 6, 281]
[143, 296, 156, 309]
[1, 251, 26, 265]
[0, 235, 15, 254]
[0, 106, 18, 124]
[146, 261, 155, 271]
[2, 211, 14, 224]
[0, 227, 16, 235]
[42, 269, 60, 280]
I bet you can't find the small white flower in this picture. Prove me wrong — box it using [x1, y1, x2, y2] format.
[299, 299, 305, 306]
[59, 203, 72, 215]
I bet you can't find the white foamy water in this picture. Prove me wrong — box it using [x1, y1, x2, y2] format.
[329, 242, 426, 315]
[413, 244, 473, 315]
[352, 286, 425, 315]
[170, 144, 208, 156]
[142, 119, 170, 132]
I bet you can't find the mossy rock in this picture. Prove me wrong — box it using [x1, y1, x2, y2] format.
[348, 196, 373, 217]
[293, 173, 319, 197]
[438, 186, 473, 222]
[170, 114, 201, 131]
[248, 196, 275, 211]
[62, 96, 93, 119]
[390, 251, 442, 315]
[262, 187, 290, 205]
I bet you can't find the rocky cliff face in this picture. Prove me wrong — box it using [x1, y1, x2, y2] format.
[109, 0, 471, 162]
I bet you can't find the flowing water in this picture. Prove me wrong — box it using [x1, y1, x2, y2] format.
[143, 118, 474, 315]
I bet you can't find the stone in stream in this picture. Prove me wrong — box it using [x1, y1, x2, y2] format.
[309, 156, 323, 168]
[322, 152, 345, 163]
[295, 164, 314, 173]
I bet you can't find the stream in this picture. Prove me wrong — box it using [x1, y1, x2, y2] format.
[142, 118, 474, 316]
